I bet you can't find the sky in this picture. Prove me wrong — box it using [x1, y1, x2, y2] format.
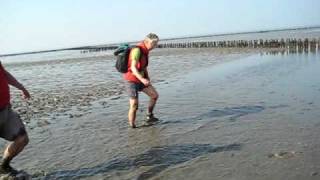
[1, 0, 320, 54]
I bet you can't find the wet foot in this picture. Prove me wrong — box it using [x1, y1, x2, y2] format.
[146, 114, 159, 123]
[129, 122, 136, 129]
[0, 165, 19, 176]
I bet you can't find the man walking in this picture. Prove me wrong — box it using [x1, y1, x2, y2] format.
[124, 33, 160, 128]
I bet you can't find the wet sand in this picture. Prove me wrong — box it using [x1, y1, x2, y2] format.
[1, 49, 320, 179]
[5, 48, 258, 128]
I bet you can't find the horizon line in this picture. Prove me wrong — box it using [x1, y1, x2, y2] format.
[1, 25, 320, 57]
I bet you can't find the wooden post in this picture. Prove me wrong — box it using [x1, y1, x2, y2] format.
[303, 38, 308, 53]
[259, 39, 263, 48]
[280, 38, 285, 48]
[293, 39, 302, 51]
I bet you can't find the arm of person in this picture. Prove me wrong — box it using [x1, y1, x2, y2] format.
[131, 60, 150, 86]
[130, 48, 150, 86]
[4, 70, 31, 99]
[144, 68, 150, 80]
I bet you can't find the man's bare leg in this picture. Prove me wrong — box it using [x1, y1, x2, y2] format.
[142, 85, 159, 121]
[1, 133, 29, 174]
[128, 98, 138, 128]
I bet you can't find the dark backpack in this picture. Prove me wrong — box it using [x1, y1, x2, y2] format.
[114, 44, 147, 73]
[113, 44, 132, 73]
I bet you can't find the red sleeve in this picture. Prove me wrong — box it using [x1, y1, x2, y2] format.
[0, 62, 4, 71]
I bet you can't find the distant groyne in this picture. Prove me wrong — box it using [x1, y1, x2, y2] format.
[1, 38, 319, 57]
[158, 38, 320, 49]
[80, 38, 320, 53]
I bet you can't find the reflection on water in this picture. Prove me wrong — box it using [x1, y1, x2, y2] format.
[196, 106, 265, 121]
[264, 47, 318, 56]
[41, 143, 241, 180]
[161, 105, 265, 125]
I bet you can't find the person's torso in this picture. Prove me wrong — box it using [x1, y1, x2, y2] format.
[123, 42, 149, 83]
[0, 62, 10, 108]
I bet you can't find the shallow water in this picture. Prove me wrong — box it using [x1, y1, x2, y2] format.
[1, 50, 318, 179]
[1, 48, 252, 129]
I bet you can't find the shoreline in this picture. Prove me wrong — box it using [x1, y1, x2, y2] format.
[1, 25, 319, 57]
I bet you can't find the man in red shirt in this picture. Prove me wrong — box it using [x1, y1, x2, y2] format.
[0, 61, 30, 175]
[124, 33, 159, 128]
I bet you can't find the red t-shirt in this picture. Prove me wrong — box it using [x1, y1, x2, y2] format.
[123, 42, 149, 83]
[0, 62, 10, 108]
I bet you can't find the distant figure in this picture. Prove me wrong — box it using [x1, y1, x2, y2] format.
[0, 61, 30, 175]
[123, 33, 160, 128]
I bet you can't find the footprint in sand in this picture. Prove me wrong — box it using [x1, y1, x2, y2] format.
[268, 151, 302, 159]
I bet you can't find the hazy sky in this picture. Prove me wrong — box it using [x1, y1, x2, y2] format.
[1, 0, 320, 54]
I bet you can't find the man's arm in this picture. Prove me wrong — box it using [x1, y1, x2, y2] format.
[144, 68, 150, 80]
[131, 59, 150, 86]
[4, 70, 31, 99]
[130, 48, 150, 86]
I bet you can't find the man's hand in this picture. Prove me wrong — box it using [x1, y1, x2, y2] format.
[21, 88, 31, 99]
[141, 78, 150, 86]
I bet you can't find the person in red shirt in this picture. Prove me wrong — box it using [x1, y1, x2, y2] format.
[0, 61, 30, 175]
[124, 33, 159, 128]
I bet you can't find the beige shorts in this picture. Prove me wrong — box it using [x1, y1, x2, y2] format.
[0, 105, 26, 141]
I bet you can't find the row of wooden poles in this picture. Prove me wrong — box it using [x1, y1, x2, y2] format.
[81, 38, 320, 53]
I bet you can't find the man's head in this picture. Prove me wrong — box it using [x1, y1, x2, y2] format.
[144, 33, 159, 50]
